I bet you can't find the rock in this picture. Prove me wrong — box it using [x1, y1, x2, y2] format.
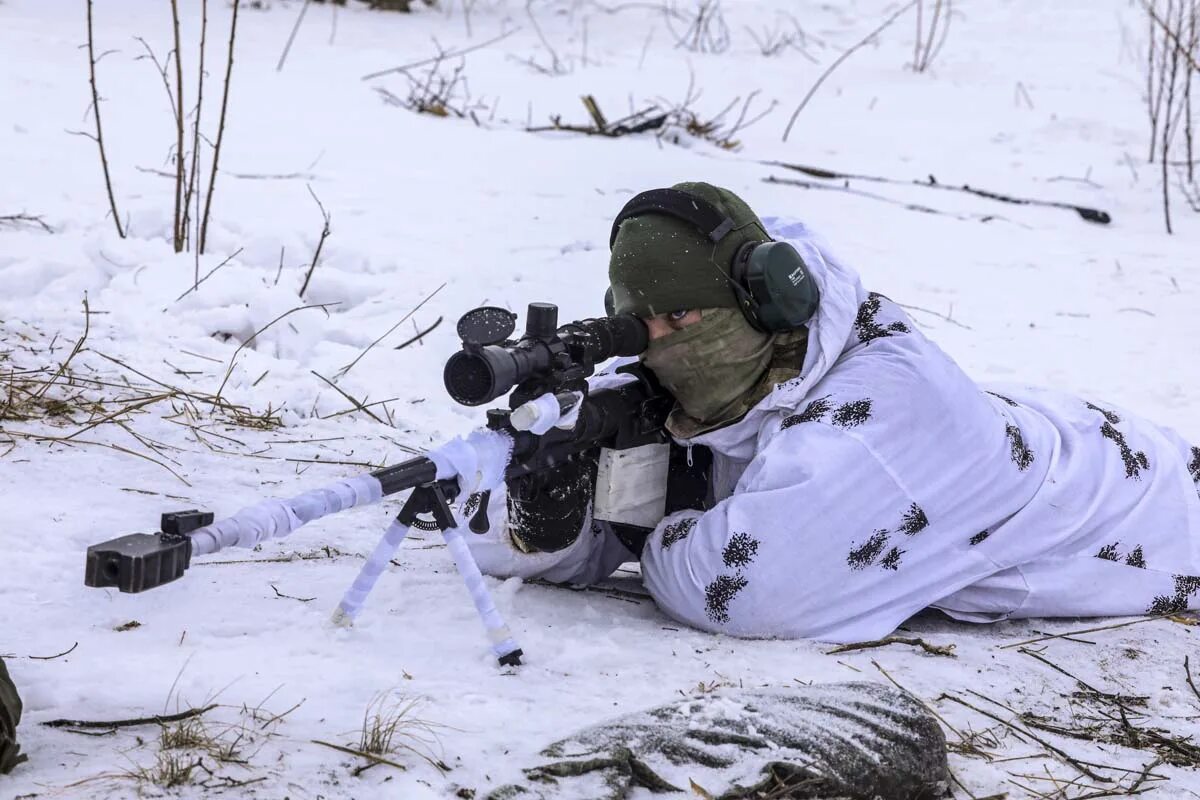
[488, 681, 949, 800]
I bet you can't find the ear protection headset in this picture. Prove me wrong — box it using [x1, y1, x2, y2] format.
[604, 188, 820, 332]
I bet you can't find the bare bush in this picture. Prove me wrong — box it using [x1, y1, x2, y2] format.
[374, 50, 490, 121]
[1144, 0, 1199, 233]
[80, 1, 240, 260]
[658, 79, 778, 151]
[666, 0, 730, 54]
[745, 13, 818, 60]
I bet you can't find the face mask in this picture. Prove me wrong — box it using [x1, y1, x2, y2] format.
[641, 308, 775, 428]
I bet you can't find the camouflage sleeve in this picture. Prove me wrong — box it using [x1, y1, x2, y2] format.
[0, 658, 25, 774]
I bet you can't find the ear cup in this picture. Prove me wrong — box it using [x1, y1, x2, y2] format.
[603, 286, 616, 317]
[741, 242, 821, 331]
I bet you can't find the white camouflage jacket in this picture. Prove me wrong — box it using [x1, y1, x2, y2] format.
[466, 218, 1200, 643]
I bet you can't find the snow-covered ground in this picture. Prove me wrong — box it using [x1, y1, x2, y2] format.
[2, 0, 1199, 797]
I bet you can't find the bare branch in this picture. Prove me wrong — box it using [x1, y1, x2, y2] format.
[200, 0, 241, 254]
[85, 0, 125, 237]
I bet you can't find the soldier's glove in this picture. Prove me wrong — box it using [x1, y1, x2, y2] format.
[506, 449, 599, 553]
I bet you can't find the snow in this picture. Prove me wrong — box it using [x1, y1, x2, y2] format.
[1, 0, 1198, 797]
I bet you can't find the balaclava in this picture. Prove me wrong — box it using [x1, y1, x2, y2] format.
[608, 182, 800, 435]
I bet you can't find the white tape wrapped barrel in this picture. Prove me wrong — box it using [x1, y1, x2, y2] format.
[188, 475, 385, 556]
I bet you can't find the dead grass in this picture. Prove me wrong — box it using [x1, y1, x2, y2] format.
[357, 692, 447, 772]
[1, 312, 286, 481]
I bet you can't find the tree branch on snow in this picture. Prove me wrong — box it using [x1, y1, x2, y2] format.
[764, 160, 1113, 224]
[826, 636, 956, 658]
[0, 213, 53, 233]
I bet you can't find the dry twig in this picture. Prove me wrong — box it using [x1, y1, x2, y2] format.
[783, 0, 918, 142]
[84, 0, 125, 238]
[299, 185, 331, 298]
[200, 0, 241, 254]
[826, 636, 956, 658]
[43, 704, 218, 730]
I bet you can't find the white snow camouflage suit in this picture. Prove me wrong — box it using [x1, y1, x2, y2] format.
[466, 217, 1200, 644]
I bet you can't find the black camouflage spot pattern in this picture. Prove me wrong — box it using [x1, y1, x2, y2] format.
[1189, 446, 1200, 483]
[1099, 421, 1150, 480]
[722, 532, 760, 570]
[899, 503, 929, 536]
[969, 531, 990, 546]
[854, 293, 910, 344]
[461, 492, 482, 519]
[662, 517, 698, 550]
[846, 504, 929, 571]
[1087, 402, 1122, 425]
[847, 530, 890, 571]
[705, 574, 749, 624]
[780, 395, 833, 430]
[1126, 546, 1146, 569]
[831, 399, 873, 429]
[987, 392, 1018, 407]
[1005, 423, 1035, 471]
[1148, 575, 1200, 615]
[880, 546, 904, 571]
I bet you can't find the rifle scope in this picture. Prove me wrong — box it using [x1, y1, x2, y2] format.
[444, 303, 648, 406]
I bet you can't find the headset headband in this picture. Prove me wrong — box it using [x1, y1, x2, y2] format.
[609, 188, 735, 249]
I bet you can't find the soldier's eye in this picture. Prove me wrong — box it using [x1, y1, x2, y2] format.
[669, 309, 690, 322]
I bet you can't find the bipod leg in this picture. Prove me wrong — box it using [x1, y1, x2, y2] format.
[424, 483, 524, 667]
[331, 484, 439, 624]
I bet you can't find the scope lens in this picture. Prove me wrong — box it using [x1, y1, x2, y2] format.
[444, 352, 495, 406]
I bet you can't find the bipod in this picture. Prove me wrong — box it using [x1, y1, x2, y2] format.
[334, 479, 524, 667]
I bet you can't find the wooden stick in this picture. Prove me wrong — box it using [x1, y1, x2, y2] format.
[170, 0, 186, 252]
[998, 616, 1172, 649]
[43, 703, 217, 730]
[393, 316, 443, 350]
[85, 0, 125, 238]
[1186, 655, 1200, 706]
[184, 0, 209, 265]
[310, 370, 388, 426]
[765, 160, 1112, 224]
[277, 0, 311, 72]
[200, 0, 240, 255]
[299, 185, 331, 299]
[826, 636, 956, 658]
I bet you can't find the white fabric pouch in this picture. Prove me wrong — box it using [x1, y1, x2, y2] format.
[593, 443, 671, 529]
